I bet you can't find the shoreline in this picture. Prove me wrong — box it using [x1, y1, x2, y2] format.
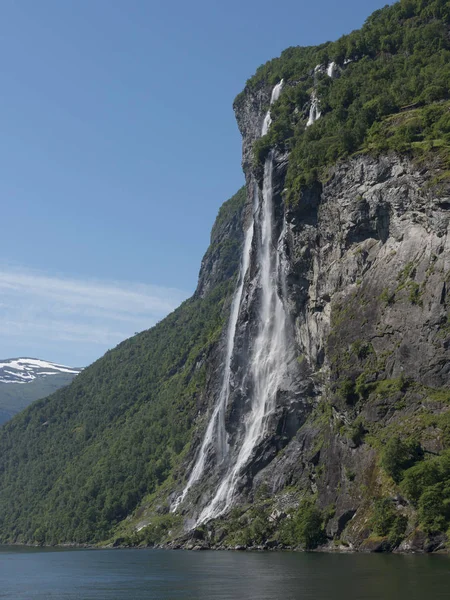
[2, 540, 448, 556]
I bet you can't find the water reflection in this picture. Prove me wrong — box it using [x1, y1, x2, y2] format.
[0, 547, 449, 600]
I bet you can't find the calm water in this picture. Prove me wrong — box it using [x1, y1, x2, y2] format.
[0, 546, 449, 600]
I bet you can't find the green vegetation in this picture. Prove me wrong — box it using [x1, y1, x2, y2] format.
[128, 513, 182, 547]
[198, 187, 246, 289]
[0, 373, 78, 425]
[381, 436, 423, 483]
[280, 500, 327, 550]
[370, 498, 407, 547]
[348, 418, 367, 447]
[401, 451, 450, 533]
[0, 189, 246, 545]
[378, 437, 450, 535]
[351, 340, 374, 361]
[378, 260, 426, 307]
[204, 504, 274, 547]
[336, 377, 358, 405]
[380, 287, 395, 306]
[241, 0, 450, 203]
[210, 186, 246, 239]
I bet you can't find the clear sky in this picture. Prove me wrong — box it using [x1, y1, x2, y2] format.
[0, 0, 392, 367]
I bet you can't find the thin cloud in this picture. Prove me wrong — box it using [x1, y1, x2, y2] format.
[0, 265, 188, 364]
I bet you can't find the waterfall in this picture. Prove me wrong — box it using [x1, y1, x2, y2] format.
[171, 208, 255, 512]
[198, 81, 289, 523]
[198, 148, 289, 523]
[308, 60, 341, 127]
[307, 65, 323, 127]
[327, 61, 338, 78]
[261, 79, 284, 136]
[173, 79, 289, 523]
[306, 92, 321, 127]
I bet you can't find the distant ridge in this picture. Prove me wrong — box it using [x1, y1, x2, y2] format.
[0, 358, 82, 424]
[0, 357, 81, 384]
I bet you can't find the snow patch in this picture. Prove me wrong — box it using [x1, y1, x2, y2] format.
[0, 358, 81, 385]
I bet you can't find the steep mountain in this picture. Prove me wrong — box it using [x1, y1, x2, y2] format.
[0, 358, 81, 425]
[0, 0, 450, 552]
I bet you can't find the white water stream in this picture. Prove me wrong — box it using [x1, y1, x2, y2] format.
[199, 150, 289, 522]
[307, 92, 321, 127]
[173, 79, 288, 521]
[327, 61, 338, 78]
[171, 209, 255, 512]
[307, 60, 341, 127]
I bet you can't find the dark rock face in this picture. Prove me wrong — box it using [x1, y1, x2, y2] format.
[234, 83, 272, 175]
[288, 154, 450, 387]
[195, 188, 247, 299]
[208, 86, 446, 544]
[168, 82, 450, 552]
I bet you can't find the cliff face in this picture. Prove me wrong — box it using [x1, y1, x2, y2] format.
[284, 149, 449, 551]
[166, 86, 450, 552]
[195, 187, 246, 299]
[258, 91, 449, 548]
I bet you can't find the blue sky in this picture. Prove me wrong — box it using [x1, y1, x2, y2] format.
[0, 0, 391, 366]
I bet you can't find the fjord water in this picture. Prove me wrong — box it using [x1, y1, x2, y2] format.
[1, 547, 450, 600]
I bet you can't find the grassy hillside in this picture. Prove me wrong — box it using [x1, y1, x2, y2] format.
[0, 188, 245, 545]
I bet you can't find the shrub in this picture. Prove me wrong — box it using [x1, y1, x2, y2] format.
[281, 500, 326, 549]
[380, 288, 395, 306]
[408, 281, 423, 306]
[141, 514, 182, 546]
[400, 450, 450, 534]
[337, 378, 358, 405]
[371, 497, 407, 547]
[349, 419, 366, 446]
[388, 515, 408, 547]
[418, 482, 450, 534]
[401, 450, 450, 501]
[371, 498, 397, 536]
[351, 340, 375, 360]
[381, 436, 422, 483]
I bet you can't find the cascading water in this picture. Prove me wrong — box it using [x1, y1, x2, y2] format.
[198, 148, 290, 523]
[171, 208, 255, 512]
[173, 79, 289, 523]
[308, 61, 340, 128]
[261, 79, 284, 135]
[306, 93, 321, 127]
[306, 65, 323, 127]
[327, 61, 337, 78]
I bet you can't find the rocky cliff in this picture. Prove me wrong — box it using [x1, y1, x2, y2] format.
[156, 80, 449, 552]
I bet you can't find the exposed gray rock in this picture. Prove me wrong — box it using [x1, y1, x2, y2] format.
[171, 83, 450, 552]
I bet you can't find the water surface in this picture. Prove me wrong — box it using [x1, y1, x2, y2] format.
[0, 546, 449, 599]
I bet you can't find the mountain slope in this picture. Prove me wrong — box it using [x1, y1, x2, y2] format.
[0, 188, 246, 544]
[0, 0, 450, 552]
[0, 359, 81, 425]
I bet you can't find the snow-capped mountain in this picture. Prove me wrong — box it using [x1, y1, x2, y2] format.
[0, 358, 81, 384]
[0, 358, 82, 425]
